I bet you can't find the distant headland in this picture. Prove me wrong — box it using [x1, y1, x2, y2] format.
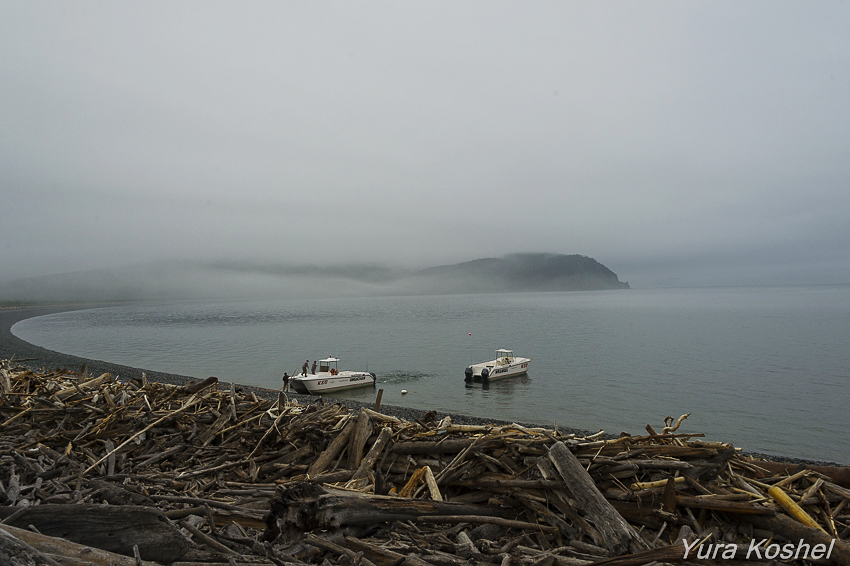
[404, 253, 630, 294]
[0, 253, 628, 303]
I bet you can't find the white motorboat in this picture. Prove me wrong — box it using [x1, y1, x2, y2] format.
[289, 357, 376, 394]
[464, 349, 531, 383]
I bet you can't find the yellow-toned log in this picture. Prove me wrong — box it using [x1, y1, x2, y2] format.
[767, 485, 827, 533]
[398, 466, 429, 498]
[423, 465, 442, 501]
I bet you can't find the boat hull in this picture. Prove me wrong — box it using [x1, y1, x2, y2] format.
[289, 371, 376, 394]
[464, 358, 531, 383]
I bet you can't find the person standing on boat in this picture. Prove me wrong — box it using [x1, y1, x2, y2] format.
[282, 372, 290, 391]
[311, 360, 317, 374]
[302, 360, 309, 376]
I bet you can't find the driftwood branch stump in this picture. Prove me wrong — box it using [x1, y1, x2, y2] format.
[0, 504, 189, 562]
[547, 441, 647, 555]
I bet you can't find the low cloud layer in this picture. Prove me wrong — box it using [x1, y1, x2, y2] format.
[2, 2, 848, 289]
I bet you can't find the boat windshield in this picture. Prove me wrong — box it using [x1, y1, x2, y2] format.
[319, 357, 339, 373]
[495, 349, 514, 364]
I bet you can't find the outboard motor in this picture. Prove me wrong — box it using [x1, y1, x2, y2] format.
[464, 366, 473, 382]
[480, 367, 489, 382]
[370, 372, 376, 386]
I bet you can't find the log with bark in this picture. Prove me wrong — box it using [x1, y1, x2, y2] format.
[0, 504, 190, 562]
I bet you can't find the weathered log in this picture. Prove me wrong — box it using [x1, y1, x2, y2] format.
[346, 409, 373, 469]
[178, 519, 238, 556]
[133, 444, 185, 471]
[350, 426, 393, 483]
[747, 459, 850, 488]
[578, 445, 719, 459]
[178, 375, 219, 394]
[164, 507, 266, 530]
[0, 504, 190, 562]
[537, 457, 603, 544]
[360, 407, 403, 424]
[767, 485, 827, 533]
[423, 465, 442, 501]
[54, 373, 114, 401]
[306, 469, 355, 484]
[0, 524, 62, 566]
[631, 459, 693, 470]
[248, 412, 288, 459]
[431, 436, 493, 488]
[629, 476, 686, 491]
[0, 367, 11, 396]
[742, 512, 850, 565]
[392, 438, 477, 455]
[197, 408, 232, 446]
[417, 515, 558, 532]
[151, 495, 265, 518]
[674, 495, 775, 515]
[398, 466, 429, 498]
[267, 482, 513, 539]
[548, 441, 647, 556]
[606, 500, 665, 530]
[301, 533, 378, 566]
[514, 546, 593, 566]
[175, 457, 247, 480]
[450, 478, 564, 490]
[306, 415, 356, 477]
[584, 543, 686, 566]
[341, 536, 433, 566]
[85, 479, 153, 506]
[0, 524, 158, 566]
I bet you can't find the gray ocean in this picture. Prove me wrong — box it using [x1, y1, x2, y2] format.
[12, 286, 850, 463]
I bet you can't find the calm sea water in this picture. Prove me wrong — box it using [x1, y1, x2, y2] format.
[12, 286, 850, 463]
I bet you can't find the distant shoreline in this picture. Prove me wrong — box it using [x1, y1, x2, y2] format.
[2, 304, 846, 467]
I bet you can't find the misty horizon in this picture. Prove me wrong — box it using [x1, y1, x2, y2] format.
[0, 252, 634, 302]
[2, 3, 848, 290]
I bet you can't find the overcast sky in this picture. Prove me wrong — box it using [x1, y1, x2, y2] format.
[2, 2, 848, 288]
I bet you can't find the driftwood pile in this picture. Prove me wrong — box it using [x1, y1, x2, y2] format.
[1, 359, 849, 565]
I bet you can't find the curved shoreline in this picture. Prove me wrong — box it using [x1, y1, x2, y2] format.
[1, 304, 202, 390]
[0, 304, 589, 431]
[2, 304, 846, 466]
